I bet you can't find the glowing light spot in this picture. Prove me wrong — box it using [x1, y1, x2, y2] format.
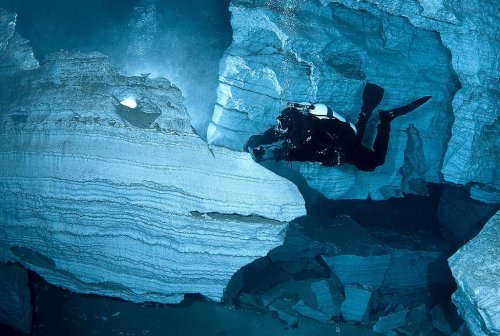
[120, 98, 137, 109]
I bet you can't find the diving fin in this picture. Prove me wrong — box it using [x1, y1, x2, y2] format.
[362, 83, 385, 112]
[379, 96, 432, 122]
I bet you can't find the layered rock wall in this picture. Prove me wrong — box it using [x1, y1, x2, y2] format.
[0, 11, 306, 304]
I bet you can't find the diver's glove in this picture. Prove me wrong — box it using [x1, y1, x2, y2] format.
[244, 134, 261, 152]
[251, 146, 266, 162]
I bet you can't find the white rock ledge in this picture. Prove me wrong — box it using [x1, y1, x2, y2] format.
[0, 17, 306, 303]
[0, 91, 304, 305]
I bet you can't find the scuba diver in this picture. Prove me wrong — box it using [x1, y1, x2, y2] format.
[244, 83, 431, 172]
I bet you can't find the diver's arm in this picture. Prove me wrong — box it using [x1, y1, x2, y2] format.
[244, 127, 279, 151]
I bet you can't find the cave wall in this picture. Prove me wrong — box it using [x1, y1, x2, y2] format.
[0, 9, 305, 304]
[332, 0, 499, 203]
[0, 0, 233, 139]
[208, 0, 498, 201]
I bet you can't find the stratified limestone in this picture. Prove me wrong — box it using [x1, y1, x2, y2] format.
[470, 185, 500, 205]
[0, 263, 32, 334]
[448, 211, 500, 336]
[208, 0, 458, 200]
[341, 285, 375, 323]
[0, 10, 306, 304]
[323, 254, 391, 290]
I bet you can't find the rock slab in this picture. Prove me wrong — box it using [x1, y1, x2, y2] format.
[0, 10, 306, 304]
[448, 211, 500, 336]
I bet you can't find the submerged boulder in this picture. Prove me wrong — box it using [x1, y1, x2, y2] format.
[341, 285, 376, 323]
[233, 215, 453, 330]
[0, 10, 306, 304]
[317, 217, 452, 309]
[372, 229, 453, 308]
[448, 211, 500, 336]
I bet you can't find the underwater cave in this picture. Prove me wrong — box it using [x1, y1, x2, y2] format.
[0, 0, 498, 335]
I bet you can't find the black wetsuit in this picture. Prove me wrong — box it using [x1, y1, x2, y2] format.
[245, 107, 391, 172]
[245, 83, 430, 172]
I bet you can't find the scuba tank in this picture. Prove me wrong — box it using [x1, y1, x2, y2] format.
[287, 102, 357, 134]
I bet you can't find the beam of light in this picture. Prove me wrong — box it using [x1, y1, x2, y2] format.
[120, 98, 137, 109]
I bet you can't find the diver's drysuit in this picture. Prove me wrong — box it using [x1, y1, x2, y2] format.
[245, 83, 431, 172]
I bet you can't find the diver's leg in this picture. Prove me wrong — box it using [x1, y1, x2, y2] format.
[350, 120, 390, 171]
[372, 119, 390, 167]
[355, 110, 371, 146]
[351, 93, 432, 171]
[350, 146, 378, 171]
[355, 83, 384, 146]
[379, 96, 432, 122]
